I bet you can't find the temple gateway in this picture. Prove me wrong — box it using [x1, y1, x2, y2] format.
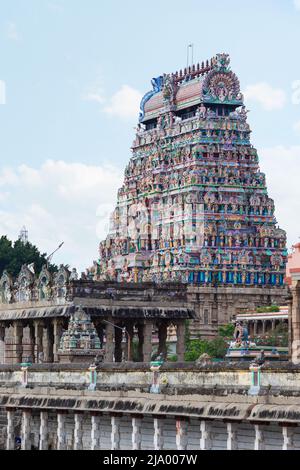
[94, 53, 288, 336]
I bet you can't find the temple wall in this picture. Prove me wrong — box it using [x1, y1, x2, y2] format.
[1, 363, 300, 390]
[2, 409, 300, 450]
[1, 365, 300, 450]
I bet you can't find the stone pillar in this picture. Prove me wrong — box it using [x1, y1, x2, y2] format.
[126, 323, 134, 362]
[176, 418, 188, 450]
[132, 416, 142, 450]
[272, 319, 276, 332]
[226, 422, 238, 450]
[44, 322, 54, 363]
[57, 412, 67, 450]
[35, 321, 44, 363]
[114, 326, 123, 363]
[254, 424, 265, 450]
[287, 294, 293, 358]
[111, 415, 120, 450]
[137, 324, 144, 361]
[39, 411, 48, 450]
[53, 319, 64, 363]
[254, 321, 258, 336]
[157, 323, 168, 359]
[91, 414, 101, 450]
[200, 420, 212, 450]
[74, 413, 84, 450]
[291, 279, 300, 364]
[105, 322, 114, 363]
[282, 426, 295, 450]
[21, 409, 32, 450]
[142, 322, 153, 363]
[154, 417, 164, 450]
[176, 322, 185, 362]
[0, 323, 5, 364]
[13, 321, 23, 364]
[28, 324, 35, 363]
[262, 320, 266, 335]
[6, 409, 15, 450]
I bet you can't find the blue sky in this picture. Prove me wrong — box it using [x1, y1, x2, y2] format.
[0, 0, 300, 271]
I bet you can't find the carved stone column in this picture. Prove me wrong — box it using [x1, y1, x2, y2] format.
[13, 321, 23, 364]
[200, 420, 212, 450]
[111, 415, 121, 450]
[157, 323, 168, 358]
[91, 414, 101, 450]
[53, 319, 64, 363]
[44, 322, 54, 363]
[105, 322, 114, 363]
[254, 321, 258, 336]
[262, 320, 266, 335]
[35, 321, 44, 363]
[39, 411, 48, 450]
[176, 322, 185, 362]
[114, 326, 123, 363]
[28, 324, 35, 363]
[226, 422, 238, 450]
[57, 412, 67, 450]
[254, 424, 265, 450]
[132, 416, 142, 450]
[21, 409, 32, 450]
[291, 280, 300, 364]
[0, 323, 5, 364]
[282, 426, 295, 450]
[176, 418, 188, 450]
[6, 409, 15, 450]
[153, 417, 164, 450]
[74, 413, 84, 450]
[142, 322, 153, 363]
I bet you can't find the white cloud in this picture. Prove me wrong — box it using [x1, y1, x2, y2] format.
[83, 91, 105, 104]
[293, 121, 300, 134]
[294, 0, 300, 10]
[0, 80, 6, 105]
[103, 85, 142, 120]
[244, 82, 287, 111]
[259, 145, 300, 250]
[292, 80, 300, 105]
[6, 22, 21, 41]
[0, 160, 123, 272]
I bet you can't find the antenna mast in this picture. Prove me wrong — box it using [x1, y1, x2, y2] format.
[19, 226, 28, 244]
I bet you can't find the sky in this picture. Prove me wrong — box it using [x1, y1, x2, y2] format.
[0, 0, 300, 272]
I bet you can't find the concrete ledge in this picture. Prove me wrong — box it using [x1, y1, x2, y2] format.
[0, 361, 297, 373]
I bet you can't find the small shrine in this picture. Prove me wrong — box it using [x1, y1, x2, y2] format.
[58, 306, 102, 363]
[226, 321, 288, 361]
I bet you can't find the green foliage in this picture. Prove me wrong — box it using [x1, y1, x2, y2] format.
[218, 323, 235, 338]
[168, 355, 178, 362]
[0, 236, 57, 278]
[184, 336, 228, 361]
[256, 323, 288, 348]
[256, 305, 280, 313]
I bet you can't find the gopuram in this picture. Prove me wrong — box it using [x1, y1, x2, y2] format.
[95, 53, 288, 337]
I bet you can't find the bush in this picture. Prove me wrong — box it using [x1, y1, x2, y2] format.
[168, 355, 178, 362]
[256, 305, 280, 313]
[185, 337, 228, 361]
[218, 324, 235, 338]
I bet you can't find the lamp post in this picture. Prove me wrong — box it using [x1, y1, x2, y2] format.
[102, 320, 131, 362]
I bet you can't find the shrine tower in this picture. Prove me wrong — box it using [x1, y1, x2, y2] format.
[95, 54, 288, 335]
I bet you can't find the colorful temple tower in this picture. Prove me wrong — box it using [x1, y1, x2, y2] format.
[95, 54, 288, 335]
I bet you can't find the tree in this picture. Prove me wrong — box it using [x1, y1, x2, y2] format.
[218, 323, 235, 338]
[0, 236, 57, 278]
